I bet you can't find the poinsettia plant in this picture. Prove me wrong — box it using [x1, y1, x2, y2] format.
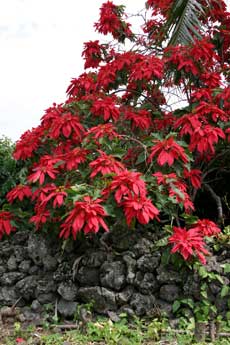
[1, 0, 230, 264]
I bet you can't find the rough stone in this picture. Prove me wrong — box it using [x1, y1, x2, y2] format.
[58, 282, 78, 301]
[14, 246, 27, 262]
[100, 261, 126, 291]
[76, 266, 100, 286]
[19, 260, 32, 273]
[159, 284, 181, 302]
[16, 276, 39, 301]
[123, 254, 136, 284]
[134, 272, 159, 294]
[35, 277, 57, 295]
[57, 298, 78, 318]
[137, 253, 160, 272]
[53, 262, 72, 282]
[78, 287, 117, 313]
[7, 256, 18, 271]
[82, 251, 107, 267]
[116, 286, 134, 306]
[37, 293, 56, 304]
[0, 266, 6, 275]
[0, 272, 25, 285]
[27, 234, 50, 266]
[133, 238, 153, 257]
[130, 293, 156, 316]
[157, 265, 183, 284]
[31, 300, 42, 312]
[43, 255, 58, 271]
[0, 287, 18, 306]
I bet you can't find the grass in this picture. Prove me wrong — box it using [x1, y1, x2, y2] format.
[1, 316, 230, 345]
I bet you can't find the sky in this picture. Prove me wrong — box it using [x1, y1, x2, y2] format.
[0, 0, 142, 142]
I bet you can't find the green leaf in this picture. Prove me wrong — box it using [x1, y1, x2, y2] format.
[223, 263, 230, 274]
[221, 285, 229, 298]
[172, 300, 181, 313]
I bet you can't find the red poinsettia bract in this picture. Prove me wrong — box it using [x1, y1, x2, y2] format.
[59, 196, 108, 240]
[122, 195, 159, 226]
[191, 219, 221, 237]
[28, 156, 60, 185]
[7, 185, 32, 203]
[149, 137, 188, 166]
[103, 170, 147, 203]
[89, 150, 125, 178]
[0, 211, 15, 239]
[169, 226, 209, 264]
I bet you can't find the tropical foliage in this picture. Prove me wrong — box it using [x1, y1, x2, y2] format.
[1, 0, 229, 264]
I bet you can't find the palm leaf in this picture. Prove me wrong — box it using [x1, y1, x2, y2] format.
[159, 0, 208, 46]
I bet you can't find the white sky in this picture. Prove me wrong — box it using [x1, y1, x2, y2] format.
[0, 0, 142, 141]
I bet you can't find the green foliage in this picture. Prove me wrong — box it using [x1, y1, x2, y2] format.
[0, 136, 21, 207]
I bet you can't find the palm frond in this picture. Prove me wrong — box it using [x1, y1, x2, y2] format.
[160, 0, 208, 46]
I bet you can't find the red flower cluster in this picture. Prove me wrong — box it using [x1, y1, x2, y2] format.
[7, 185, 32, 203]
[0, 211, 14, 239]
[149, 137, 188, 166]
[94, 1, 132, 41]
[169, 227, 209, 264]
[89, 150, 125, 178]
[91, 96, 120, 122]
[59, 196, 108, 239]
[122, 195, 159, 226]
[82, 40, 103, 69]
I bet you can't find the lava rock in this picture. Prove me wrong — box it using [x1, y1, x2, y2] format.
[100, 261, 126, 291]
[78, 287, 117, 313]
[159, 284, 181, 302]
[57, 298, 78, 318]
[58, 282, 78, 301]
[130, 293, 156, 316]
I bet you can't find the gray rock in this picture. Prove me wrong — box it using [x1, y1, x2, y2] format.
[123, 254, 136, 284]
[0, 287, 18, 306]
[0, 272, 25, 285]
[82, 251, 107, 267]
[35, 277, 57, 295]
[130, 293, 156, 316]
[0, 243, 12, 257]
[14, 246, 27, 262]
[53, 262, 72, 282]
[31, 300, 42, 312]
[183, 275, 200, 300]
[155, 299, 173, 316]
[107, 310, 120, 322]
[206, 256, 223, 274]
[159, 284, 181, 302]
[116, 286, 134, 306]
[133, 238, 153, 257]
[58, 282, 78, 301]
[19, 260, 31, 273]
[0, 265, 6, 275]
[137, 253, 160, 272]
[43, 255, 58, 271]
[57, 298, 78, 318]
[119, 306, 135, 318]
[22, 307, 40, 321]
[29, 265, 39, 275]
[78, 287, 117, 313]
[37, 293, 56, 304]
[7, 256, 18, 271]
[157, 266, 183, 284]
[134, 272, 159, 294]
[27, 234, 50, 266]
[76, 266, 100, 286]
[16, 276, 39, 301]
[100, 261, 126, 291]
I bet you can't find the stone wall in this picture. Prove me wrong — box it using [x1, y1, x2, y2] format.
[0, 227, 229, 322]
